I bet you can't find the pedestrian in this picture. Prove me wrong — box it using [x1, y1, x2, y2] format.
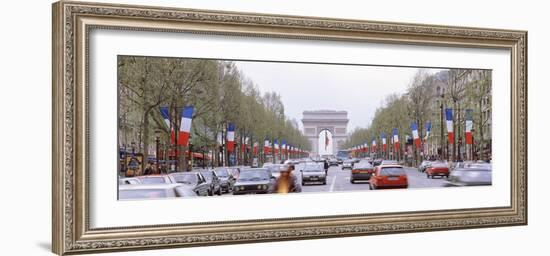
[323, 160, 329, 175]
[144, 163, 153, 175]
[273, 164, 297, 193]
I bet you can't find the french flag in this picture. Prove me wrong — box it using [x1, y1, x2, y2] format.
[281, 140, 287, 156]
[411, 122, 420, 149]
[274, 139, 279, 155]
[371, 138, 377, 152]
[264, 138, 270, 154]
[445, 108, 454, 144]
[465, 109, 473, 145]
[159, 106, 175, 143]
[178, 106, 194, 146]
[425, 121, 432, 140]
[226, 123, 235, 152]
[381, 132, 387, 151]
[393, 128, 399, 151]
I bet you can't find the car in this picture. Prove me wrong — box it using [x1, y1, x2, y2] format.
[418, 160, 432, 173]
[213, 167, 237, 193]
[264, 164, 286, 179]
[118, 183, 197, 200]
[198, 169, 223, 196]
[232, 168, 275, 195]
[425, 161, 450, 178]
[328, 158, 339, 166]
[168, 172, 211, 196]
[300, 163, 327, 185]
[350, 160, 375, 183]
[369, 165, 408, 189]
[342, 159, 354, 170]
[372, 158, 383, 167]
[444, 167, 492, 187]
[119, 177, 141, 185]
[136, 175, 175, 184]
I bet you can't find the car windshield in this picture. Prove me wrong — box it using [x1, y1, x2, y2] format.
[238, 170, 270, 181]
[119, 189, 168, 199]
[214, 169, 229, 177]
[172, 174, 197, 184]
[380, 167, 406, 176]
[303, 165, 322, 172]
[139, 177, 166, 184]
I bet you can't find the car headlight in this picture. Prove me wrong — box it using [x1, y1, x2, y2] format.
[257, 185, 262, 189]
[234, 186, 239, 191]
[262, 185, 268, 190]
[240, 186, 245, 190]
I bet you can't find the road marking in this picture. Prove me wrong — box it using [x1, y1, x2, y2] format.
[329, 175, 337, 192]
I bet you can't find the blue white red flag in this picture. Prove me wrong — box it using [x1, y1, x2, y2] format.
[178, 106, 194, 146]
[226, 123, 235, 152]
[445, 108, 454, 144]
[411, 122, 421, 149]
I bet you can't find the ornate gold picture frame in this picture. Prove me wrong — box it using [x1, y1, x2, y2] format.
[52, 1, 527, 255]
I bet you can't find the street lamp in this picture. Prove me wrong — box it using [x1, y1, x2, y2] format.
[155, 130, 161, 174]
[436, 86, 445, 160]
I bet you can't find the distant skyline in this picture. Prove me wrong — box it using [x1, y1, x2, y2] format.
[234, 60, 446, 134]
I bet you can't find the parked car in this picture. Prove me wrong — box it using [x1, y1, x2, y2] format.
[418, 160, 432, 173]
[136, 175, 175, 184]
[232, 168, 275, 195]
[168, 172, 210, 196]
[350, 160, 375, 183]
[444, 167, 492, 187]
[198, 169, 223, 196]
[119, 177, 141, 185]
[425, 161, 450, 178]
[342, 159, 354, 170]
[301, 162, 327, 185]
[118, 183, 196, 200]
[369, 165, 408, 190]
[214, 168, 236, 193]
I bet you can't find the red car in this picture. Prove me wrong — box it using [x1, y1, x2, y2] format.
[425, 162, 450, 179]
[369, 165, 408, 190]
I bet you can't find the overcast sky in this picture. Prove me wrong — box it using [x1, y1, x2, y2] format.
[234, 60, 442, 133]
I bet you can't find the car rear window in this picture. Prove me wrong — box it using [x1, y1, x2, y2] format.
[380, 167, 406, 176]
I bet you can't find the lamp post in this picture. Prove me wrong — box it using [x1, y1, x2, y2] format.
[154, 130, 161, 174]
[437, 86, 445, 160]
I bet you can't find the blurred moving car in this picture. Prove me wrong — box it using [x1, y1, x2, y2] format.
[168, 172, 210, 196]
[300, 163, 327, 185]
[119, 177, 141, 185]
[418, 160, 432, 173]
[369, 165, 408, 190]
[233, 168, 274, 195]
[136, 175, 175, 184]
[118, 183, 196, 200]
[350, 160, 375, 183]
[425, 161, 450, 179]
[342, 159, 354, 170]
[214, 168, 236, 193]
[328, 158, 339, 166]
[198, 169, 223, 196]
[444, 167, 492, 187]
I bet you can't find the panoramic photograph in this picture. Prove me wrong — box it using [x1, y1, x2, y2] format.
[117, 56, 493, 200]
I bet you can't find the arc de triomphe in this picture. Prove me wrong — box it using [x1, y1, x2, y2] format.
[301, 110, 349, 157]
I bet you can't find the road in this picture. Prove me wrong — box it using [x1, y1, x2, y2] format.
[301, 165, 445, 193]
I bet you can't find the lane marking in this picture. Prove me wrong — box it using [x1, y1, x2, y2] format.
[329, 175, 337, 192]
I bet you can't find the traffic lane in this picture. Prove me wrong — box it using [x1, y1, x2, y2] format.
[404, 167, 446, 188]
